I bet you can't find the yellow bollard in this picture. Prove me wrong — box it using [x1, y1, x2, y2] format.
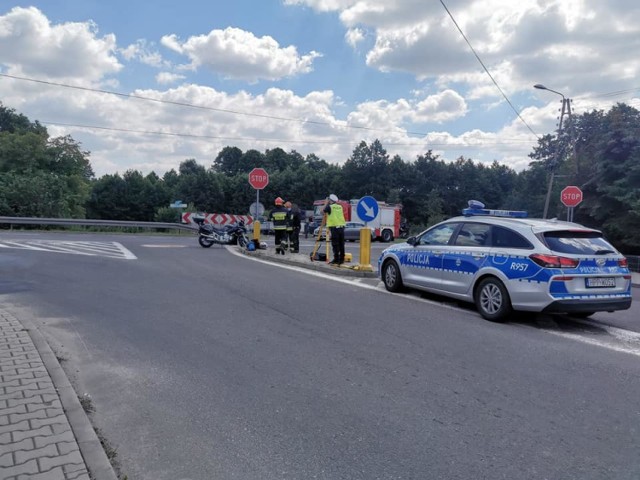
[253, 220, 261, 242]
[358, 228, 374, 271]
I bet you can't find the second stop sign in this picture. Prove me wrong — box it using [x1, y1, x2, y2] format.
[561, 185, 583, 207]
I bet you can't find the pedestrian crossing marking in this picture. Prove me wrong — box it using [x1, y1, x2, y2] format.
[0, 240, 137, 259]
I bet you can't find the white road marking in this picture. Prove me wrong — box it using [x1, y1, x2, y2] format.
[0, 240, 137, 259]
[140, 244, 188, 248]
[547, 321, 640, 358]
[228, 247, 472, 313]
[231, 247, 640, 357]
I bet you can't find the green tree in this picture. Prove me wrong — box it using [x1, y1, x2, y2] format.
[342, 140, 391, 199]
[425, 190, 445, 227]
[213, 146, 244, 175]
[579, 104, 640, 251]
[0, 105, 92, 218]
[176, 160, 225, 212]
[0, 103, 47, 135]
[45, 135, 94, 179]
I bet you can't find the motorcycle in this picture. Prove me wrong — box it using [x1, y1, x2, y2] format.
[194, 216, 250, 248]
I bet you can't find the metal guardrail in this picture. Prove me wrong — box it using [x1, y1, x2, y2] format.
[0, 216, 198, 232]
[626, 255, 640, 273]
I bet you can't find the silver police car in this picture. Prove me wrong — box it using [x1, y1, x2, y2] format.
[378, 205, 632, 321]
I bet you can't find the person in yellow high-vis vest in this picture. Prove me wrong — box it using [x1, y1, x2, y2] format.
[323, 194, 346, 265]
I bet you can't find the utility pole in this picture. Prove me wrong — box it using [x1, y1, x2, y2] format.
[534, 84, 573, 219]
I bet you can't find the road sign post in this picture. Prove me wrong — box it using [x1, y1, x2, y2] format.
[560, 185, 583, 222]
[248, 168, 269, 241]
[248, 168, 269, 190]
[355, 196, 378, 272]
[356, 196, 379, 223]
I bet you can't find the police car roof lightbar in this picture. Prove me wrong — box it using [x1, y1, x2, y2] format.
[462, 207, 528, 218]
[462, 200, 527, 218]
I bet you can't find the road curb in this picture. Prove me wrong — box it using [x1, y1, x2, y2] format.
[241, 248, 378, 278]
[20, 315, 119, 480]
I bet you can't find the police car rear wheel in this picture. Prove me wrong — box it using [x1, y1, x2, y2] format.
[382, 260, 403, 292]
[475, 277, 512, 322]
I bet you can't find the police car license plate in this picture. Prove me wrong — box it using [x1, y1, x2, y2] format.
[585, 277, 615, 288]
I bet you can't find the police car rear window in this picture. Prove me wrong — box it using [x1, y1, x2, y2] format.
[454, 223, 491, 247]
[542, 231, 616, 255]
[490, 226, 533, 249]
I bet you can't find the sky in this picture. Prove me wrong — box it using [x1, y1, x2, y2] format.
[1, 1, 639, 178]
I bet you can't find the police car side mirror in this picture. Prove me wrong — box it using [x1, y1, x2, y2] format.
[407, 236, 417, 246]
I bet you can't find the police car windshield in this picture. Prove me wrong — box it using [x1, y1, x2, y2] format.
[542, 231, 616, 255]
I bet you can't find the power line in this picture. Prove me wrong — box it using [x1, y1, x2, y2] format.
[439, 0, 539, 139]
[0, 72, 432, 138]
[41, 120, 536, 148]
[40, 121, 345, 144]
[576, 86, 640, 100]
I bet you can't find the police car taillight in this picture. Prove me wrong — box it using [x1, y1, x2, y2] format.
[530, 254, 579, 268]
[618, 257, 628, 268]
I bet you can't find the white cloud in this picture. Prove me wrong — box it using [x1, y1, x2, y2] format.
[160, 27, 322, 82]
[283, 0, 358, 12]
[155, 72, 186, 85]
[121, 39, 167, 68]
[4, 2, 640, 179]
[0, 6, 121, 83]
[346, 89, 467, 129]
[286, 0, 640, 100]
[345, 28, 365, 48]
[414, 90, 467, 123]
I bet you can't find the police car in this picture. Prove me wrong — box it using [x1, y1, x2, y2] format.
[377, 202, 633, 321]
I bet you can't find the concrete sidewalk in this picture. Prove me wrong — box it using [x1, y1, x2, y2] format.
[0, 308, 117, 480]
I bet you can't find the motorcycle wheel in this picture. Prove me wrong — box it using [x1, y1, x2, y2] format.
[238, 235, 248, 248]
[198, 236, 215, 248]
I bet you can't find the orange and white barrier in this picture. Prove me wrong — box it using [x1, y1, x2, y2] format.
[182, 212, 254, 226]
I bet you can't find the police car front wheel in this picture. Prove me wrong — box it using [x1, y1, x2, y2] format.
[382, 260, 404, 293]
[475, 277, 513, 322]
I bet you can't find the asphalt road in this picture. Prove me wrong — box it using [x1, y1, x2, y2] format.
[1, 231, 640, 480]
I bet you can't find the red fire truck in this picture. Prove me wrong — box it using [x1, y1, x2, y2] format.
[312, 198, 402, 242]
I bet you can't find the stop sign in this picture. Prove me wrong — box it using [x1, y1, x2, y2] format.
[248, 168, 269, 190]
[561, 185, 583, 207]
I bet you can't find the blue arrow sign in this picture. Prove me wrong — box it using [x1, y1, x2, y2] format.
[356, 196, 379, 222]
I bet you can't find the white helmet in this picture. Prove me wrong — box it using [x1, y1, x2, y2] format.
[329, 194, 338, 203]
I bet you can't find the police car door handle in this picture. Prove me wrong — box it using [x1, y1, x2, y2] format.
[472, 253, 487, 259]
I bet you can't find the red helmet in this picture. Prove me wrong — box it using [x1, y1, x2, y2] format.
[274, 197, 284, 206]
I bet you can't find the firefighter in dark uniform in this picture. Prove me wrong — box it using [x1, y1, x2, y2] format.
[285, 201, 302, 253]
[323, 194, 346, 264]
[269, 197, 290, 254]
